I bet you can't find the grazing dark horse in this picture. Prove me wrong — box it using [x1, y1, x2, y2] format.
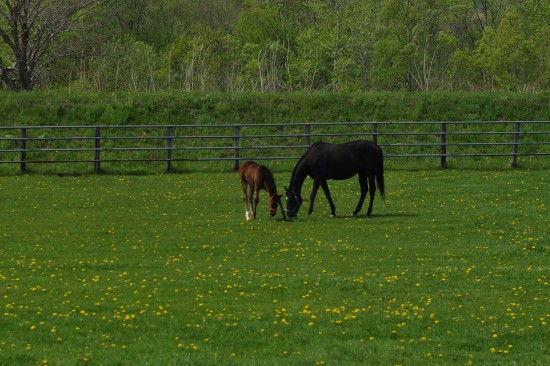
[239, 161, 286, 221]
[285, 140, 385, 218]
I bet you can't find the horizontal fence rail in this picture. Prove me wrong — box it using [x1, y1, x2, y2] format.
[0, 121, 549, 173]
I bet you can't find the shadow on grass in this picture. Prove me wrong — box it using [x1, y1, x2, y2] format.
[331, 212, 420, 219]
[284, 212, 419, 222]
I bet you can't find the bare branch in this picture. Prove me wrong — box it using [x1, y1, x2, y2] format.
[0, 0, 110, 90]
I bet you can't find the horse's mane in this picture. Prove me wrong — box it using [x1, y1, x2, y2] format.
[290, 142, 323, 183]
[260, 165, 277, 191]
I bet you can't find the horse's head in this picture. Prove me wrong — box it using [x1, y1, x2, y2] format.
[268, 194, 286, 221]
[284, 187, 302, 218]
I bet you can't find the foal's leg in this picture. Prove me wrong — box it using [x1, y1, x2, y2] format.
[277, 195, 287, 221]
[320, 180, 336, 217]
[242, 180, 251, 220]
[253, 185, 260, 219]
[353, 174, 369, 216]
[248, 183, 256, 220]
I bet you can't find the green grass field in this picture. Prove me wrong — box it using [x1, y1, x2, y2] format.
[0, 169, 548, 365]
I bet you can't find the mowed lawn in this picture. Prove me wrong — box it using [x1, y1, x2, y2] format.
[0, 169, 548, 365]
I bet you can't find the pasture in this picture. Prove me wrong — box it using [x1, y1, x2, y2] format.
[0, 169, 548, 365]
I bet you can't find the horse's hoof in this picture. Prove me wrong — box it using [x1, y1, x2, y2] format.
[330, 214, 336, 218]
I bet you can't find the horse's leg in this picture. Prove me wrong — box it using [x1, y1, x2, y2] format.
[308, 179, 321, 215]
[365, 174, 376, 217]
[320, 180, 336, 217]
[353, 174, 369, 216]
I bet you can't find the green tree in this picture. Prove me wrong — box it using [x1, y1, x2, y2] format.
[518, 0, 550, 89]
[229, 0, 289, 91]
[289, 0, 365, 91]
[376, 0, 453, 91]
[476, 11, 540, 90]
[101, 0, 191, 50]
[187, 0, 242, 30]
[89, 35, 159, 92]
[162, 24, 229, 91]
[370, 38, 408, 91]
[0, 0, 109, 90]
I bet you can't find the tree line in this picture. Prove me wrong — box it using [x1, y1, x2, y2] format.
[1, 0, 549, 92]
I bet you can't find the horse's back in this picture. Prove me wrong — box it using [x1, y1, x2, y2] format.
[309, 140, 380, 155]
[341, 139, 381, 156]
[302, 142, 360, 179]
[346, 140, 382, 154]
[239, 161, 259, 181]
[240, 161, 273, 183]
[350, 140, 383, 171]
[302, 140, 382, 178]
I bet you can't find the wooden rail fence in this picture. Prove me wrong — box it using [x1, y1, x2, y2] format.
[1, 121, 549, 173]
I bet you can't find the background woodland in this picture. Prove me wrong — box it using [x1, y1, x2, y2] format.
[1, 0, 549, 92]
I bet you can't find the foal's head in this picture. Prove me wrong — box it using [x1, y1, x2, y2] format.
[268, 194, 285, 220]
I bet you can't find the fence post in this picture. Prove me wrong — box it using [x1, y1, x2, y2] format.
[166, 126, 174, 173]
[440, 122, 447, 169]
[305, 124, 311, 145]
[511, 122, 520, 168]
[233, 125, 240, 171]
[372, 123, 378, 144]
[20, 127, 27, 173]
[94, 127, 101, 173]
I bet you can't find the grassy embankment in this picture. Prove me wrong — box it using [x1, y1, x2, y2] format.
[1, 92, 549, 173]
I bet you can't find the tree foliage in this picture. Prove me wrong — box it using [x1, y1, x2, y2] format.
[1, 0, 549, 92]
[0, 0, 109, 90]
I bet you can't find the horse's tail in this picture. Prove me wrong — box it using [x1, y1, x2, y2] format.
[376, 149, 385, 200]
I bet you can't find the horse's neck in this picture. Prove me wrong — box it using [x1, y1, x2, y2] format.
[264, 181, 277, 197]
[262, 175, 278, 196]
[290, 164, 308, 196]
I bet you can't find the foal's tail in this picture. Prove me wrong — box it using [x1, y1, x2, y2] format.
[376, 151, 385, 200]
